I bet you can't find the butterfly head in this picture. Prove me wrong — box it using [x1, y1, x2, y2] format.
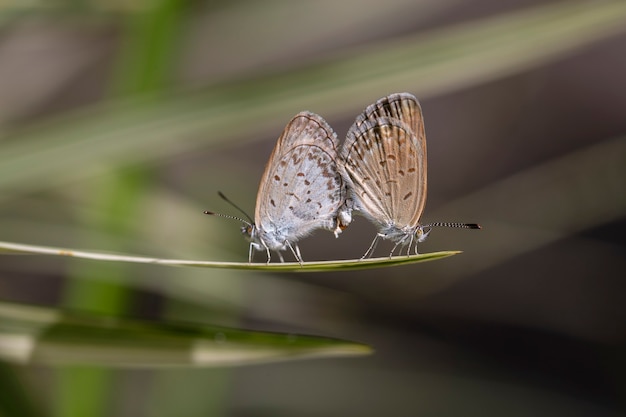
[241, 223, 261, 245]
[415, 225, 431, 243]
[241, 223, 253, 238]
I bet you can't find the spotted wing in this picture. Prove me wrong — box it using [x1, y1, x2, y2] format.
[341, 116, 426, 229]
[353, 93, 424, 141]
[254, 111, 345, 242]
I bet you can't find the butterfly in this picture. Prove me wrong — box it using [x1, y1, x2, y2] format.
[206, 111, 350, 263]
[339, 93, 480, 258]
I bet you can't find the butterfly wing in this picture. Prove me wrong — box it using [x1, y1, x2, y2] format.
[341, 115, 426, 230]
[343, 93, 427, 230]
[254, 111, 345, 249]
[354, 93, 425, 141]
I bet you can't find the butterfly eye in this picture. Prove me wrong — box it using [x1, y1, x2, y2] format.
[241, 225, 253, 237]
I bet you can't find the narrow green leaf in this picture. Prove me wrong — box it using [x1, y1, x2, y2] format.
[0, 240, 459, 272]
[0, 302, 371, 368]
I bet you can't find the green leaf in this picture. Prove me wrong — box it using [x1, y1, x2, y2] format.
[0, 302, 371, 367]
[0, 240, 459, 272]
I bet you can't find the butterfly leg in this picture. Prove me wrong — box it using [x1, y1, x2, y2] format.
[405, 234, 415, 257]
[389, 235, 411, 258]
[248, 243, 255, 263]
[413, 234, 425, 255]
[260, 240, 272, 264]
[285, 240, 303, 265]
[294, 244, 303, 266]
[389, 241, 400, 258]
[361, 233, 382, 260]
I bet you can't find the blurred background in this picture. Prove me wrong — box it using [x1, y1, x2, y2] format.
[1, 0, 625, 416]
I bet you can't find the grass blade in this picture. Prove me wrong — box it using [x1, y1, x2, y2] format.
[0, 302, 371, 368]
[0, 240, 459, 272]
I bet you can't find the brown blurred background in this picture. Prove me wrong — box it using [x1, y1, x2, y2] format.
[0, 0, 625, 416]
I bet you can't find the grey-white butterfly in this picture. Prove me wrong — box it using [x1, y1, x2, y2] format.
[206, 111, 350, 263]
[340, 93, 480, 258]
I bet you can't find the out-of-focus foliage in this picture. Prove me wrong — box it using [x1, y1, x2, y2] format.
[1, 1, 625, 416]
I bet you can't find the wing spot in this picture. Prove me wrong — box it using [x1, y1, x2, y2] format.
[306, 198, 311, 203]
[408, 168, 416, 173]
[286, 192, 300, 201]
[297, 172, 305, 177]
[398, 170, 405, 176]
[283, 182, 288, 187]
[274, 175, 280, 181]
[270, 199, 276, 207]
[403, 192, 413, 200]
[387, 155, 396, 161]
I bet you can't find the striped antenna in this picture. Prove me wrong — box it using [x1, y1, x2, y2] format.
[204, 191, 254, 227]
[423, 222, 481, 230]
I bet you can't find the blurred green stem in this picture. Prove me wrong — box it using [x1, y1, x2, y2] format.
[55, 1, 187, 417]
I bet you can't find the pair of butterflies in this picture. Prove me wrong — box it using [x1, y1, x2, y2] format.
[207, 93, 480, 263]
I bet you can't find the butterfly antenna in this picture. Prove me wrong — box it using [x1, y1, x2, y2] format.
[423, 222, 482, 230]
[203, 210, 252, 227]
[203, 191, 254, 226]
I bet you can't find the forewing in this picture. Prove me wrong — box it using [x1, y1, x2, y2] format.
[255, 112, 345, 239]
[341, 117, 426, 228]
[353, 93, 424, 139]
